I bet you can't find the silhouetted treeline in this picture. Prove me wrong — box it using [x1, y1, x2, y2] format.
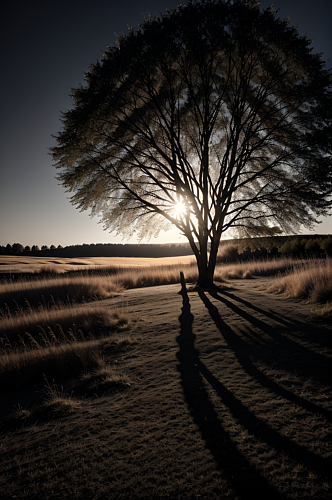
[2, 235, 332, 259]
[217, 234, 332, 262]
[0, 242, 194, 258]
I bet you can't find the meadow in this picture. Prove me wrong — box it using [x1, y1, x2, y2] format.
[0, 253, 331, 499]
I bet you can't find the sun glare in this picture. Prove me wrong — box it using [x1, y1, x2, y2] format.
[172, 200, 187, 219]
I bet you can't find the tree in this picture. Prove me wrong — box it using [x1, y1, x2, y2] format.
[52, 0, 332, 288]
[304, 238, 321, 255]
[12, 243, 24, 254]
[320, 236, 332, 256]
[5, 244, 13, 255]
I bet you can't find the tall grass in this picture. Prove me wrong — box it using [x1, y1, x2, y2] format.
[115, 262, 199, 288]
[0, 274, 123, 312]
[0, 299, 135, 392]
[265, 258, 332, 313]
[214, 256, 296, 280]
[0, 337, 104, 392]
[0, 303, 130, 349]
[107, 256, 297, 284]
[0, 274, 134, 393]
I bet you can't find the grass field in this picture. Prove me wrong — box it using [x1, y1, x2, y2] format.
[0, 256, 331, 499]
[0, 254, 196, 275]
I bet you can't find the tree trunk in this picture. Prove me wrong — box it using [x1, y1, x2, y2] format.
[195, 252, 215, 289]
[185, 231, 219, 289]
[208, 237, 219, 283]
[194, 237, 220, 289]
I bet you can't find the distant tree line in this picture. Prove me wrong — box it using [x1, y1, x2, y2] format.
[2, 235, 332, 260]
[218, 234, 332, 262]
[0, 242, 194, 258]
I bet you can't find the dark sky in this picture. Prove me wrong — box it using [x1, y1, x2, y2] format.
[1, 0, 331, 247]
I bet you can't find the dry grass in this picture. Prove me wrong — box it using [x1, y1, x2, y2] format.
[0, 254, 195, 274]
[1, 255, 310, 400]
[114, 262, 198, 288]
[0, 311, 135, 392]
[0, 266, 137, 394]
[76, 364, 132, 393]
[215, 256, 296, 280]
[0, 303, 130, 347]
[0, 262, 199, 313]
[265, 258, 332, 314]
[0, 274, 123, 312]
[112, 256, 298, 285]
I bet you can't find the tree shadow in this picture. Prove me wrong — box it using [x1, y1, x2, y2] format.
[208, 289, 331, 386]
[221, 288, 293, 327]
[176, 274, 286, 499]
[195, 289, 331, 475]
[201, 290, 332, 422]
[221, 288, 332, 349]
[177, 275, 332, 498]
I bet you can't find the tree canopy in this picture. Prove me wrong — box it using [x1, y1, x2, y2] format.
[52, 0, 332, 287]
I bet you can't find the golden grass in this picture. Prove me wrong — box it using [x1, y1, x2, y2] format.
[76, 364, 132, 393]
[0, 309, 135, 392]
[265, 258, 332, 309]
[0, 274, 123, 311]
[5, 381, 85, 425]
[0, 255, 195, 274]
[96, 256, 297, 285]
[115, 262, 199, 288]
[0, 268, 135, 393]
[0, 337, 103, 391]
[0, 255, 296, 307]
[215, 256, 296, 280]
[1, 282, 331, 500]
[0, 303, 130, 347]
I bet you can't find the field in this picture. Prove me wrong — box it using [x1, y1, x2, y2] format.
[0, 256, 331, 499]
[0, 255, 196, 275]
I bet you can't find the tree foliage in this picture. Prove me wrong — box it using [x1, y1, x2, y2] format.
[52, 0, 332, 287]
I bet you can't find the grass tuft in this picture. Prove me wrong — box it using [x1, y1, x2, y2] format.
[76, 365, 131, 394]
[265, 258, 332, 307]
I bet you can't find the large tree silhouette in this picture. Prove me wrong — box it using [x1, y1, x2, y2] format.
[52, 0, 332, 288]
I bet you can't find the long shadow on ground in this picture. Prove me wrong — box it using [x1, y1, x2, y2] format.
[198, 289, 331, 477]
[204, 290, 332, 423]
[208, 290, 330, 383]
[220, 288, 332, 350]
[176, 275, 286, 500]
[198, 291, 331, 470]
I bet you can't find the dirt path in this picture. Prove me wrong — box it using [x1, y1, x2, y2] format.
[1, 278, 331, 500]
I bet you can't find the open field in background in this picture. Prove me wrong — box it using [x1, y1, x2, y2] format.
[1, 254, 332, 312]
[0, 255, 331, 499]
[0, 254, 196, 275]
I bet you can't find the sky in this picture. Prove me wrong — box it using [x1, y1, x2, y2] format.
[1, 0, 331, 248]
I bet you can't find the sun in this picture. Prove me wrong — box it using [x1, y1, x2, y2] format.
[172, 200, 187, 219]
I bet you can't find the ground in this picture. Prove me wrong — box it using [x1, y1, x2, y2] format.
[0, 277, 331, 499]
